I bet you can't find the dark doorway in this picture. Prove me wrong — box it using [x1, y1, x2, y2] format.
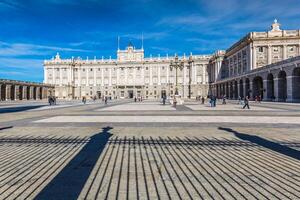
[239, 79, 244, 98]
[245, 78, 250, 98]
[277, 70, 287, 102]
[252, 76, 264, 99]
[267, 73, 274, 101]
[10, 85, 15, 100]
[161, 90, 166, 98]
[292, 67, 300, 102]
[128, 90, 133, 98]
[19, 86, 23, 100]
[1, 85, 6, 101]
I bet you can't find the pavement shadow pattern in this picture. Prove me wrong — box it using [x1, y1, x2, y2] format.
[0, 134, 299, 199]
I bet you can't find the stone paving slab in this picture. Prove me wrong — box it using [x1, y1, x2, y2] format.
[97, 104, 175, 111]
[35, 115, 300, 124]
[185, 104, 282, 111]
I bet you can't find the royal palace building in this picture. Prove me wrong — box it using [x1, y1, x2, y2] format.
[44, 43, 211, 99]
[44, 20, 300, 102]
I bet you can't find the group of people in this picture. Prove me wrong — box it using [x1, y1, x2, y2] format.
[82, 96, 109, 105]
[48, 96, 56, 106]
[134, 96, 143, 102]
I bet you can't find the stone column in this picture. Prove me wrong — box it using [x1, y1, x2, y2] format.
[237, 83, 240, 98]
[141, 67, 145, 85]
[101, 68, 104, 86]
[0, 84, 2, 101]
[243, 81, 247, 98]
[202, 65, 206, 84]
[109, 68, 112, 86]
[86, 67, 89, 86]
[14, 85, 19, 100]
[267, 45, 272, 65]
[249, 45, 253, 71]
[166, 65, 169, 84]
[193, 63, 197, 84]
[149, 66, 153, 85]
[252, 46, 257, 69]
[52, 67, 55, 84]
[29, 86, 34, 99]
[36, 87, 40, 100]
[78, 67, 81, 87]
[59, 67, 63, 86]
[22, 86, 27, 100]
[158, 66, 161, 85]
[273, 78, 279, 102]
[6, 85, 11, 101]
[263, 79, 270, 101]
[116, 68, 120, 85]
[124, 68, 128, 85]
[286, 76, 293, 102]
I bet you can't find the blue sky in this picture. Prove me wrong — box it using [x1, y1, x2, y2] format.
[0, 0, 300, 82]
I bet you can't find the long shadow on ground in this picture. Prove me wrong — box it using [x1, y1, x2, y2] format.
[35, 126, 113, 200]
[0, 105, 45, 114]
[219, 127, 300, 160]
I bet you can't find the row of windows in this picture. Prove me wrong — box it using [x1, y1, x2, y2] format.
[258, 46, 296, 53]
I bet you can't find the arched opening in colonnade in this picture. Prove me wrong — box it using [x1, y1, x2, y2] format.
[266, 73, 274, 101]
[239, 79, 244, 98]
[26, 87, 30, 100]
[39, 87, 43, 99]
[19, 86, 23, 100]
[292, 67, 300, 102]
[245, 78, 250, 98]
[277, 70, 287, 102]
[33, 87, 37, 100]
[226, 82, 229, 97]
[10, 85, 16, 100]
[252, 76, 264, 99]
[1, 85, 6, 101]
[234, 80, 238, 99]
[229, 82, 233, 99]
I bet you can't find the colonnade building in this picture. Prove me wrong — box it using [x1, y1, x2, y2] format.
[208, 20, 300, 102]
[44, 44, 210, 99]
[0, 79, 54, 101]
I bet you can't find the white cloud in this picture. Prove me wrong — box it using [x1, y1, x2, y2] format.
[0, 41, 91, 57]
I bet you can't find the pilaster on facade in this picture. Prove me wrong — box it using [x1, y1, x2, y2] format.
[286, 75, 293, 102]
[93, 67, 97, 86]
[267, 45, 272, 65]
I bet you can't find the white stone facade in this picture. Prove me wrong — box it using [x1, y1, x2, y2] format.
[208, 20, 300, 84]
[44, 45, 211, 99]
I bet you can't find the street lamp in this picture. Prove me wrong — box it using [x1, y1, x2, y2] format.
[187, 54, 194, 98]
[170, 54, 184, 95]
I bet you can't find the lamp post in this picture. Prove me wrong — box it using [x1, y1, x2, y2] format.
[187, 54, 194, 98]
[170, 55, 184, 95]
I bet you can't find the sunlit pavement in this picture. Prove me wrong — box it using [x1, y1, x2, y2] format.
[0, 99, 300, 199]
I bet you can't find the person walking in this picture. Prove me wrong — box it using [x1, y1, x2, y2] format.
[213, 95, 217, 107]
[201, 96, 205, 104]
[242, 96, 250, 109]
[238, 96, 242, 105]
[173, 96, 177, 108]
[82, 96, 86, 104]
[104, 96, 108, 105]
[222, 95, 227, 104]
[162, 95, 166, 105]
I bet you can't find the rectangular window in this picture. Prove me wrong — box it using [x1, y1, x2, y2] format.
[258, 47, 264, 53]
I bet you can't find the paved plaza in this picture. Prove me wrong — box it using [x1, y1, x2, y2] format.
[0, 100, 300, 199]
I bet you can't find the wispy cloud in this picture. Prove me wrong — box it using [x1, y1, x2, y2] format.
[0, 41, 91, 57]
